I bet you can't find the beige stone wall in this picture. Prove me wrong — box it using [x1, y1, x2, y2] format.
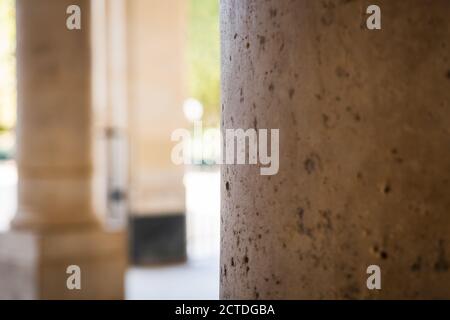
[126, 0, 187, 216]
[0, 0, 126, 299]
[91, 0, 128, 225]
[221, 0, 450, 299]
[13, 0, 98, 230]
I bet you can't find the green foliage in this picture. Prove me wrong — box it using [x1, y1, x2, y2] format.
[0, 1, 220, 128]
[187, 0, 220, 125]
[0, 0, 16, 130]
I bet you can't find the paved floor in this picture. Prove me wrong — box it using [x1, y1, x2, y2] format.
[127, 169, 220, 300]
[0, 162, 220, 299]
[126, 256, 220, 300]
[0, 161, 16, 231]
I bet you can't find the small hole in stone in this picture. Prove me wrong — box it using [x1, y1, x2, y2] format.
[225, 181, 230, 191]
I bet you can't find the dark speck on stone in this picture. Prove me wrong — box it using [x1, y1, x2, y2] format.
[434, 239, 449, 272]
[270, 8, 277, 18]
[258, 35, 266, 47]
[289, 88, 295, 99]
[304, 158, 316, 174]
[335, 66, 350, 78]
[322, 114, 330, 127]
[411, 257, 422, 271]
[297, 207, 305, 233]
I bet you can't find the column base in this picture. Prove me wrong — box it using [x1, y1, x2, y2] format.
[129, 214, 186, 265]
[0, 228, 126, 300]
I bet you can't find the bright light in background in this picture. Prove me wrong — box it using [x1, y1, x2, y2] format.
[0, 0, 17, 232]
[0, 0, 16, 130]
[183, 98, 204, 122]
[0, 162, 17, 231]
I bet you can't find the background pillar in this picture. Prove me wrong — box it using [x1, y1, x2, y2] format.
[12, 0, 97, 230]
[0, 0, 125, 299]
[126, 0, 187, 264]
[220, 0, 450, 299]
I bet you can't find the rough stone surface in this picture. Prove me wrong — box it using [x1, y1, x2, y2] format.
[127, 0, 187, 217]
[220, 0, 450, 299]
[125, 0, 187, 264]
[0, 0, 126, 299]
[13, 0, 98, 230]
[0, 230, 126, 299]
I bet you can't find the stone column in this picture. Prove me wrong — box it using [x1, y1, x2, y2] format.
[221, 0, 450, 299]
[126, 0, 188, 264]
[0, 0, 125, 299]
[91, 0, 128, 227]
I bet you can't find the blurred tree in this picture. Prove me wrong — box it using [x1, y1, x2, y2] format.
[0, 0, 16, 132]
[188, 0, 220, 126]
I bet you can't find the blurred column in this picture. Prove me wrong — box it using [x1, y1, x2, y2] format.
[91, 0, 128, 228]
[0, 0, 125, 299]
[221, 0, 450, 299]
[126, 0, 188, 264]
